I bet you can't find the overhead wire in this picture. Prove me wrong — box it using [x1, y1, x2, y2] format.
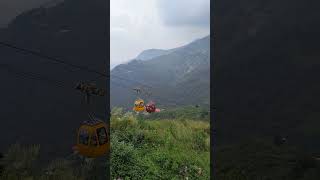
[0, 41, 107, 77]
[1, 41, 208, 108]
[0, 43, 177, 107]
[1, 41, 208, 91]
[110, 79, 181, 107]
[0, 40, 155, 91]
[0, 63, 69, 89]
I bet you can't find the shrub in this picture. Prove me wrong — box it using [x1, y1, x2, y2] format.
[111, 136, 149, 179]
[0, 143, 40, 180]
[193, 130, 209, 151]
[110, 108, 210, 179]
[39, 159, 81, 180]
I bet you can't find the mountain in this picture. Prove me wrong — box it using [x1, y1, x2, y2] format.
[0, 0, 108, 162]
[135, 48, 176, 61]
[214, 0, 320, 153]
[110, 35, 210, 110]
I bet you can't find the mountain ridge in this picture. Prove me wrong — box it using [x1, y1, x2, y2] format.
[111, 35, 210, 110]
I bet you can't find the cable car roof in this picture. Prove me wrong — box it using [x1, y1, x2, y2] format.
[81, 118, 105, 126]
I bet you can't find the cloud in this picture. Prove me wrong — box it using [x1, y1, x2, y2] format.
[111, 14, 132, 29]
[111, 27, 128, 34]
[156, 0, 210, 27]
[110, 0, 210, 69]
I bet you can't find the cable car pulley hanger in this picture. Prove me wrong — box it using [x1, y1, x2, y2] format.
[73, 82, 109, 158]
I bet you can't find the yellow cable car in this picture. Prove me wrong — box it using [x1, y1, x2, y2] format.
[74, 118, 109, 158]
[133, 99, 145, 112]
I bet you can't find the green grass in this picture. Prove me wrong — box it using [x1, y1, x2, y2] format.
[110, 107, 210, 179]
[0, 106, 210, 179]
[0, 143, 106, 180]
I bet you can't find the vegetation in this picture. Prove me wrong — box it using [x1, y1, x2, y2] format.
[0, 106, 209, 179]
[143, 105, 210, 121]
[110, 106, 210, 179]
[0, 143, 107, 180]
[3, 107, 318, 179]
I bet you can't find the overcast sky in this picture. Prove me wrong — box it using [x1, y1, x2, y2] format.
[0, 0, 210, 69]
[111, 0, 210, 69]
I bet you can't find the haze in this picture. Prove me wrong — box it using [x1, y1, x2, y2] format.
[111, 0, 210, 69]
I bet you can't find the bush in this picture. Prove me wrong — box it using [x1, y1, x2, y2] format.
[0, 143, 40, 180]
[110, 109, 210, 179]
[0, 144, 96, 180]
[193, 130, 209, 151]
[142, 106, 210, 121]
[39, 159, 81, 180]
[111, 136, 149, 179]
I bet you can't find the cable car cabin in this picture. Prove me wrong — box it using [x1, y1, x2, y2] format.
[145, 101, 156, 113]
[75, 119, 109, 158]
[133, 99, 145, 112]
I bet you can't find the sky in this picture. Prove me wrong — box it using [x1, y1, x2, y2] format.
[0, 0, 210, 69]
[111, 0, 210, 69]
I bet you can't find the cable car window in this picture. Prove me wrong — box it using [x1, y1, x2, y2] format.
[97, 127, 108, 145]
[90, 133, 98, 146]
[79, 129, 89, 145]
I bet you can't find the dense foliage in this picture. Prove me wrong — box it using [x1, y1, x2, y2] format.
[110, 107, 210, 179]
[0, 143, 107, 180]
[144, 106, 210, 121]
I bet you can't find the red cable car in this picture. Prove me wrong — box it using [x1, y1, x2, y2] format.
[145, 101, 156, 113]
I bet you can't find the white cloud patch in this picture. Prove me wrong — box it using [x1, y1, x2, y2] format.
[110, 0, 210, 69]
[156, 0, 210, 27]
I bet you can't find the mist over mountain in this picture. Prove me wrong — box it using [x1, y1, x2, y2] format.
[136, 48, 176, 61]
[111, 35, 210, 110]
[0, 0, 108, 161]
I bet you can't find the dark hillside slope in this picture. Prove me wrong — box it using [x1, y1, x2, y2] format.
[214, 0, 320, 152]
[0, 0, 108, 161]
[111, 36, 210, 109]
